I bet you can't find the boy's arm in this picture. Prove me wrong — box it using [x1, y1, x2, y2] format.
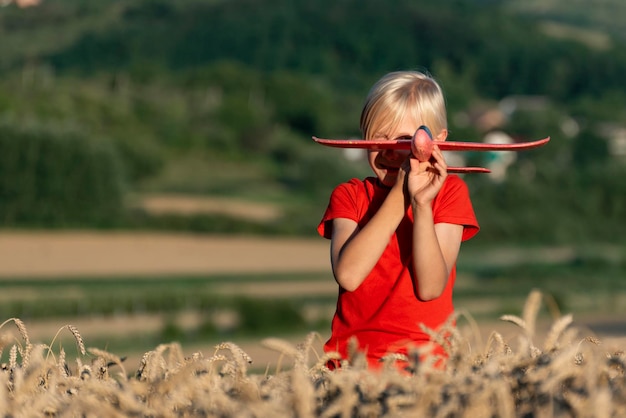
[330, 184, 405, 292]
[408, 146, 463, 300]
[412, 206, 463, 300]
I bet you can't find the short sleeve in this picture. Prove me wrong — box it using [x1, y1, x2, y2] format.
[432, 175, 479, 241]
[317, 178, 364, 239]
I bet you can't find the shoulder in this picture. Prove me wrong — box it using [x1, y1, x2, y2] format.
[318, 177, 379, 239]
[433, 175, 479, 240]
[435, 174, 472, 202]
[435, 174, 473, 204]
[331, 177, 377, 198]
[441, 174, 469, 194]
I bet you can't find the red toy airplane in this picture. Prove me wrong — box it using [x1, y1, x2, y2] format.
[313, 126, 550, 173]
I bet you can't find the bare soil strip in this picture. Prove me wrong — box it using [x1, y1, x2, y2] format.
[136, 194, 283, 221]
[0, 231, 330, 278]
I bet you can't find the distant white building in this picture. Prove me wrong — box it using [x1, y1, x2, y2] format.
[499, 95, 550, 117]
[598, 123, 626, 159]
[483, 131, 516, 182]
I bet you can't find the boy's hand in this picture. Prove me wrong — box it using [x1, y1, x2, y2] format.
[407, 145, 448, 207]
[390, 157, 409, 197]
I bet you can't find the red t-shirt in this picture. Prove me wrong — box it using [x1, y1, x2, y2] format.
[317, 175, 479, 368]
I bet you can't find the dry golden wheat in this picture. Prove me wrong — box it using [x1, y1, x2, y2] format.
[0, 291, 623, 417]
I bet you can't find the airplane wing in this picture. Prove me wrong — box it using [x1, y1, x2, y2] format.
[312, 136, 550, 152]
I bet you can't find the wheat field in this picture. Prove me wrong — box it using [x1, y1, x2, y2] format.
[0, 290, 624, 417]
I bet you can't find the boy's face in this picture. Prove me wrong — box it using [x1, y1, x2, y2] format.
[367, 115, 416, 187]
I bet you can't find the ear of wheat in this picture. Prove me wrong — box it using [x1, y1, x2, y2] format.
[0, 291, 623, 417]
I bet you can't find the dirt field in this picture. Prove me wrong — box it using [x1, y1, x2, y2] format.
[0, 231, 330, 278]
[137, 194, 283, 222]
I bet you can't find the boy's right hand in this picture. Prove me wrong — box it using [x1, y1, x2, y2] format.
[391, 156, 412, 208]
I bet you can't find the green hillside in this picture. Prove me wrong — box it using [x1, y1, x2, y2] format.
[0, 0, 625, 243]
[505, 0, 626, 45]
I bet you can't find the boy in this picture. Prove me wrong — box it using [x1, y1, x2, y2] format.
[318, 71, 479, 369]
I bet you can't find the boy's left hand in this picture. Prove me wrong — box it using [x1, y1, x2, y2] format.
[406, 145, 448, 207]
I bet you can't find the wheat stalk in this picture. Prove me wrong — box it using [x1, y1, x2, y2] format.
[0, 289, 623, 417]
[521, 288, 542, 338]
[46, 324, 86, 364]
[455, 308, 484, 351]
[215, 342, 253, 365]
[484, 330, 510, 358]
[0, 318, 31, 350]
[500, 314, 527, 331]
[88, 347, 127, 380]
[9, 344, 17, 370]
[57, 347, 68, 378]
[543, 313, 574, 352]
[295, 331, 321, 369]
[66, 325, 86, 356]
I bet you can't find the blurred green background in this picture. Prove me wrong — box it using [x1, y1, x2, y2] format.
[1, 0, 625, 240]
[0, 0, 624, 366]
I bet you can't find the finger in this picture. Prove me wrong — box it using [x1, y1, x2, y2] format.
[419, 160, 434, 174]
[428, 155, 447, 177]
[409, 156, 424, 172]
[431, 162, 447, 177]
[430, 145, 444, 161]
[432, 152, 447, 170]
[431, 146, 448, 171]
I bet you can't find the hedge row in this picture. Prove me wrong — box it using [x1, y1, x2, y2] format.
[0, 119, 126, 226]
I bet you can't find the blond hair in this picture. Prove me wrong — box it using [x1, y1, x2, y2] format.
[360, 71, 447, 140]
